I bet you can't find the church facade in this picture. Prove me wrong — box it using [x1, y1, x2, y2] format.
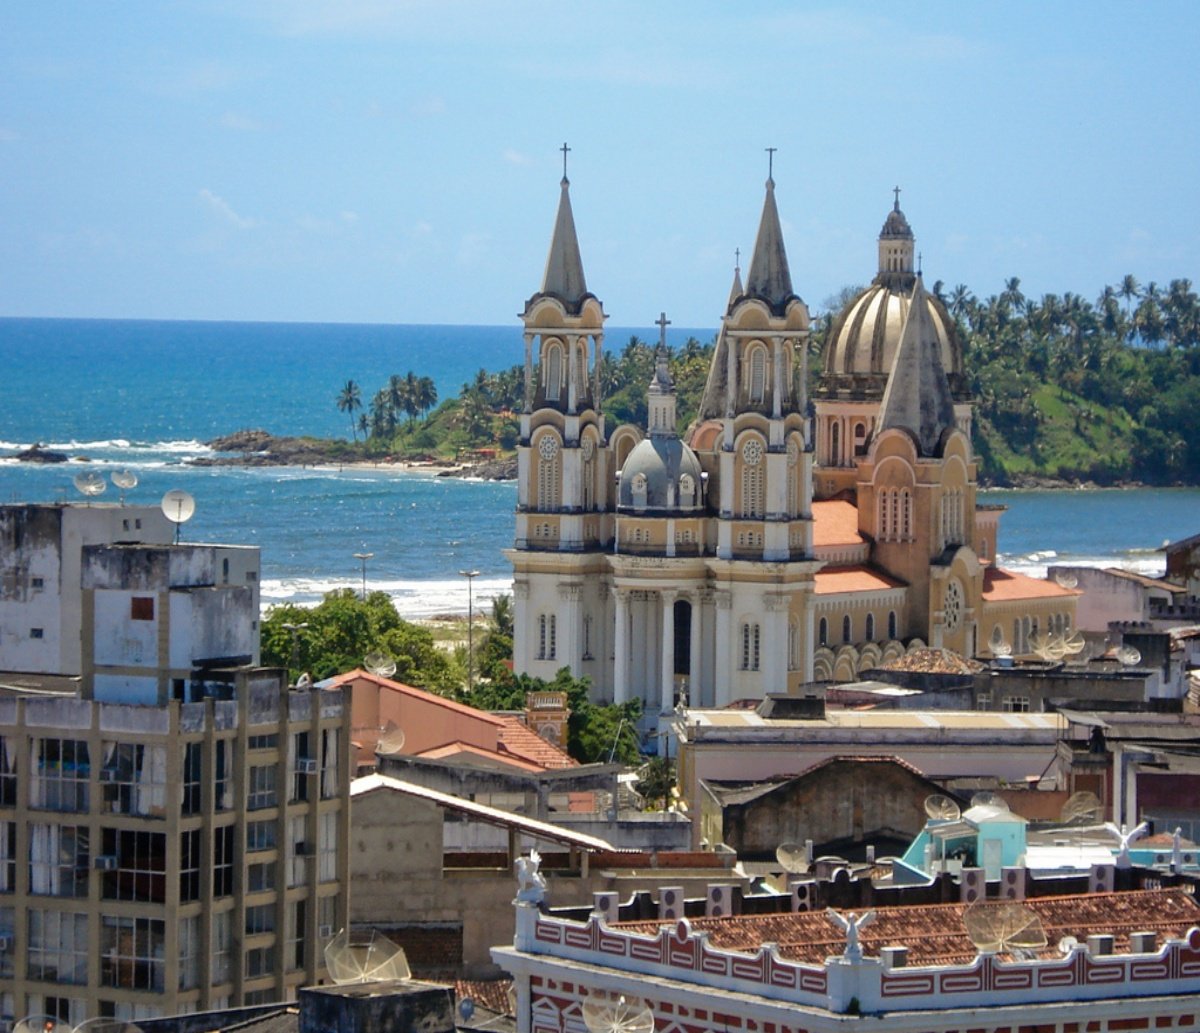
[507, 170, 1076, 731]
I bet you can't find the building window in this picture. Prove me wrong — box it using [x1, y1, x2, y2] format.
[319, 810, 338, 883]
[287, 815, 308, 888]
[582, 615, 594, 660]
[100, 742, 167, 818]
[29, 824, 89, 897]
[0, 738, 15, 807]
[748, 345, 767, 404]
[319, 896, 337, 942]
[248, 861, 274, 892]
[182, 742, 202, 815]
[976, 692, 992, 710]
[28, 910, 88, 985]
[0, 823, 13, 892]
[245, 903, 275, 936]
[865, 613, 876, 641]
[100, 828, 166, 903]
[30, 738, 90, 812]
[213, 825, 234, 897]
[248, 733, 278, 751]
[245, 945, 275, 980]
[211, 911, 233, 985]
[289, 732, 311, 803]
[179, 829, 201, 902]
[287, 900, 307, 971]
[30, 628, 44, 639]
[130, 597, 154, 621]
[0, 908, 13, 978]
[1002, 695, 1031, 713]
[740, 622, 760, 671]
[544, 342, 563, 402]
[101, 915, 165, 992]
[888, 610, 898, 639]
[215, 739, 233, 811]
[819, 617, 828, 647]
[830, 421, 841, 466]
[537, 614, 557, 661]
[788, 621, 799, 672]
[178, 915, 201, 990]
[247, 819, 276, 852]
[320, 727, 340, 799]
[248, 764, 277, 811]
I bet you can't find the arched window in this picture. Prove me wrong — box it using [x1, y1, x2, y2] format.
[900, 488, 912, 540]
[842, 615, 852, 644]
[537, 614, 557, 660]
[853, 421, 867, 457]
[535, 434, 562, 511]
[788, 620, 799, 671]
[740, 622, 760, 671]
[830, 421, 841, 466]
[544, 343, 563, 402]
[739, 437, 766, 518]
[865, 613, 876, 641]
[888, 610, 897, 639]
[819, 617, 828, 646]
[748, 346, 767, 404]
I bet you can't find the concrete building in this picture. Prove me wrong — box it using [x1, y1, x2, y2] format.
[0, 504, 175, 678]
[0, 672, 351, 1025]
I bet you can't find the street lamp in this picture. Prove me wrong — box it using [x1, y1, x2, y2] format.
[459, 569, 481, 693]
[281, 621, 309, 681]
[353, 552, 374, 600]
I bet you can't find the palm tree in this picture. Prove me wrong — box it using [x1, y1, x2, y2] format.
[949, 284, 975, 323]
[336, 380, 362, 441]
[415, 376, 438, 419]
[401, 371, 422, 428]
[387, 374, 409, 424]
[1118, 274, 1140, 319]
[1000, 276, 1024, 312]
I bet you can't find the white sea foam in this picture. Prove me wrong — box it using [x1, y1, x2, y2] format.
[259, 575, 513, 618]
[999, 552, 1167, 580]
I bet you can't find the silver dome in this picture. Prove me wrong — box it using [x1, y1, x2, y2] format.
[617, 437, 704, 513]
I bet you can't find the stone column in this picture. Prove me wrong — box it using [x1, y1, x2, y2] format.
[523, 332, 534, 413]
[613, 588, 630, 704]
[763, 593, 789, 693]
[688, 591, 703, 703]
[512, 581, 530, 673]
[559, 583, 582, 672]
[567, 334, 578, 414]
[713, 590, 732, 706]
[592, 334, 603, 410]
[660, 592, 676, 715]
[725, 336, 737, 416]
[772, 337, 783, 418]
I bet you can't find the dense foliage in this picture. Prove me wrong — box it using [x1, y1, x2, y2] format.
[335, 273, 1200, 483]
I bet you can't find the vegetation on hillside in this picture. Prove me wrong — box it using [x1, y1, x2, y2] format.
[335, 273, 1200, 485]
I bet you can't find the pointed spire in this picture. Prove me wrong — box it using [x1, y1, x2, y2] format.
[727, 249, 744, 309]
[540, 173, 588, 305]
[877, 275, 957, 456]
[648, 312, 676, 436]
[744, 176, 794, 309]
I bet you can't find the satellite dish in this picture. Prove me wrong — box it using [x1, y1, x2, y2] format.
[74, 1020, 142, 1033]
[924, 794, 962, 822]
[13, 1017, 60, 1033]
[776, 841, 809, 874]
[1054, 571, 1078, 589]
[323, 928, 411, 984]
[111, 470, 138, 490]
[1062, 630, 1086, 658]
[963, 901, 1048, 956]
[364, 651, 398, 679]
[581, 991, 655, 1033]
[161, 489, 195, 543]
[376, 720, 406, 755]
[296, 672, 312, 688]
[989, 625, 1013, 659]
[1057, 934, 1079, 955]
[73, 472, 107, 499]
[1061, 790, 1103, 825]
[969, 791, 1008, 811]
[1117, 645, 1142, 667]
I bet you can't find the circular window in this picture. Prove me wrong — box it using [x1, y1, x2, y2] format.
[742, 438, 764, 467]
[631, 473, 647, 494]
[679, 473, 695, 498]
[581, 437, 595, 461]
[944, 578, 964, 631]
[537, 435, 560, 461]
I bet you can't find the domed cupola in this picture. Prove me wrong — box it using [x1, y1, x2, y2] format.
[818, 190, 968, 404]
[618, 335, 705, 514]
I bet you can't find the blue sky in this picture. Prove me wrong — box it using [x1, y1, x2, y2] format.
[1, 2, 1197, 327]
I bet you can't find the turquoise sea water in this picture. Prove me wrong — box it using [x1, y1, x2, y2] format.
[1, 317, 1196, 616]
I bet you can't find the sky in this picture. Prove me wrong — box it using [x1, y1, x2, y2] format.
[1, 1, 1198, 328]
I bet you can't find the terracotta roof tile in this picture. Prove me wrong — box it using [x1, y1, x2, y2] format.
[615, 888, 1200, 967]
[413, 740, 547, 773]
[324, 669, 507, 726]
[983, 567, 1081, 602]
[814, 565, 906, 595]
[496, 717, 577, 770]
[812, 499, 865, 548]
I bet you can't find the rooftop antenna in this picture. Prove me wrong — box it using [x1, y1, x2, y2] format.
[1117, 645, 1142, 667]
[924, 793, 962, 822]
[1060, 790, 1103, 825]
[963, 901, 1047, 958]
[1054, 571, 1078, 589]
[376, 719, 407, 755]
[73, 471, 106, 503]
[776, 841, 810, 875]
[323, 928, 411, 984]
[160, 488, 195, 544]
[989, 625, 1012, 659]
[364, 651, 397, 679]
[13, 1016, 62, 1033]
[110, 469, 138, 504]
[582, 990, 655, 1033]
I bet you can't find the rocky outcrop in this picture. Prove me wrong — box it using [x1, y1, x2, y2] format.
[14, 444, 69, 463]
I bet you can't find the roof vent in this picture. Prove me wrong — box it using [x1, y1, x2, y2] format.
[1087, 933, 1114, 956]
[1129, 931, 1158, 953]
[880, 945, 908, 969]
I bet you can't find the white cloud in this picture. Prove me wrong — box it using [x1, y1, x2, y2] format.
[411, 220, 433, 238]
[503, 149, 533, 166]
[458, 231, 489, 266]
[410, 95, 446, 118]
[220, 111, 263, 132]
[199, 188, 260, 229]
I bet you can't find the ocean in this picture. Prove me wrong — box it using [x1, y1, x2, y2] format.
[2, 317, 1196, 617]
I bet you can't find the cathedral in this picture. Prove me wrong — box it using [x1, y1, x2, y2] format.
[506, 166, 1077, 734]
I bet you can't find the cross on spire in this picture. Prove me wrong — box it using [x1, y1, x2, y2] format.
[656, 311, 672, 350]
[893, 185, 901, 210]
[917, 251, 923, 275]
[765, 146, 777, 182]
[734, 246, 741, 272]
[560, 142, 571, 181]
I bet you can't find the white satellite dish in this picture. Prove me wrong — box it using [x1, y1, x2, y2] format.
[1061, 790, 1103, 825]
[970, 791, 1008, 811]
[581, 991, 655, 1033]
[13, 1016, 62, 1033]
[1054, 571, 1078, 589]
[323, 928, 411, 984]
[776, 841, 809, 874]
[376, 720, 406, 755]
[924, 794, 962, 822]
[364, 651, 398, 679]
[111, 469, 138, 504]
[1117, 645, 1142, 667]
[160, 489, 195, 543]
[963, 901, 1047, 957]
[73, 472, 107, 499]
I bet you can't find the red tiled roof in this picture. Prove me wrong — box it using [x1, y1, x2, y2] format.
[687, 419, 723, 452]
[812, 499, 865, 548]
[496, 717, 577, 770]
[983, 567, 1081, 602]
[413, 740, 546, 773]
[616, 889, 1200, 967]
[1102, 567, 1186, 593]
[814, 565, 905, 595]
[325, 669, 507, 727]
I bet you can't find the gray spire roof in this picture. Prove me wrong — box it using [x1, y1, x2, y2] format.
[877, 275, 958, 456]
[648, 343, 674, 395]
[540, 177, 588, 304]
[743, 177, 794, 310]
[727, 261, 744, 309]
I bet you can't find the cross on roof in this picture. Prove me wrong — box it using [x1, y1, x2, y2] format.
[766, 147, 777, 181]
[893, 185, 901, 210]
[734, 246, 741, 271]
[656, 311, 671, 349]
[560, 142, 571, 180]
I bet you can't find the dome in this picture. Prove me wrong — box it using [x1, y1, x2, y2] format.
[880, 206, 912, 239]
[618, 436, 704, 513]
[818, 282, 969, 402]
